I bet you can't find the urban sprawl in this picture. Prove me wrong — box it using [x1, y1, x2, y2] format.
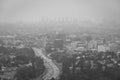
[0, 27, 120, 80]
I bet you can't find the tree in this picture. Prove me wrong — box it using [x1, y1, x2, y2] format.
[14, 66, 36, 80]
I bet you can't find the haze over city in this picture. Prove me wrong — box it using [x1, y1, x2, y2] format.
[1, 0, 120, 80]
[0, 0, 120, 27]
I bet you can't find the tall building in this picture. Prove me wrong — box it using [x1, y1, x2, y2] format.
[54, 39, 64, 50]
[86, 35, 92, 43]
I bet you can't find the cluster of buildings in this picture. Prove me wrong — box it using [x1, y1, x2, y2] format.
[0, 31, 120, 54]
[0, 34, 48, 49]
[58, 33, 120, 54]
[66, 37, 120, 53]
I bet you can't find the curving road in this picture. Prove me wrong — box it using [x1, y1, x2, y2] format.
[33, 48, 60, 80]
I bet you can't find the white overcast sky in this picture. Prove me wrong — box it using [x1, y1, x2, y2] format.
[0, 0, 120, 24]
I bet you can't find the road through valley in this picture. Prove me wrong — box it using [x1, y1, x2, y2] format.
[33, 48, 60, 80]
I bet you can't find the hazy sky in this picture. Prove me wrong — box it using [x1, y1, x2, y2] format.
[0, 0, 120, 24]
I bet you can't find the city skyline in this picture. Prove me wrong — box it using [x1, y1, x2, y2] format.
[0, 0, 120, 26]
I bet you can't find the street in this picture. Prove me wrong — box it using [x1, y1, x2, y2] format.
[33, 48, 60, 80]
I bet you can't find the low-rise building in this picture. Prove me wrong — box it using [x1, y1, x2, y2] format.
[98, 45, 110, 52]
